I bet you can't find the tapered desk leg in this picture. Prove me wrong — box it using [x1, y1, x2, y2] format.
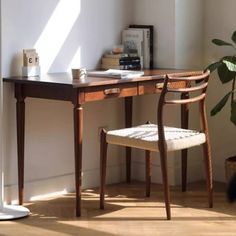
[125, 97, 132, 183]
[181, 93, 189, 192]
[73, 103, 83, 217]
[15, 85, 25, 205]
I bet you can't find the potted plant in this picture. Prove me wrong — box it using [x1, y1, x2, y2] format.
[206, 30, 236, 125]
[206, 30, 236, 186]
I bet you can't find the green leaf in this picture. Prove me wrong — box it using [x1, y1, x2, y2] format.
[231, 31, 236, 44]
[205, 61, 222, 73]
[211, 92, 231, 116]
[223, 56, 236, 72]
[217, 63, 236, 83]
[212, 39, 233, 46]
[230, 100, 236, 125]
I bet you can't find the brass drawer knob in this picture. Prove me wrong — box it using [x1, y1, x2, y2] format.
[104, 88, 121, 95]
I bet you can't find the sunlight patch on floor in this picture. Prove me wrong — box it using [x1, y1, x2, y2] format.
[30, 189, 68, 201]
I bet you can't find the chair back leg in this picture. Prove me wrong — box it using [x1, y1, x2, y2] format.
[145, 150, 151, 197]
[100, 129, 108, 209]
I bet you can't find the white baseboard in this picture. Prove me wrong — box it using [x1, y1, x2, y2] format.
[4, 164, 126, 203]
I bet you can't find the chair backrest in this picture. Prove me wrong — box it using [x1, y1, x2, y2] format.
[157, 70, 211, 148]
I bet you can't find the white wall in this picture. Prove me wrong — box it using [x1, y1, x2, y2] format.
[204, 0, 236, 182]
[2, 0, 134, 201]
[175, 0, 204, 69]
[132, 0, 176, 69]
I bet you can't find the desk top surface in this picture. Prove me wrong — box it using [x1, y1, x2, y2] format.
[3, 69, 184, 88]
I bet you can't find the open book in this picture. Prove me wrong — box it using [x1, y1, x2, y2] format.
[87, 69, 144, 79]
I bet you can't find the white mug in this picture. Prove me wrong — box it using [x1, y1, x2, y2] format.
[72, 68, 87, 79]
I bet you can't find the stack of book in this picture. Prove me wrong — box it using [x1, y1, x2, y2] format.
[101, 53, 141, 70]
[122, 25, 154, 69]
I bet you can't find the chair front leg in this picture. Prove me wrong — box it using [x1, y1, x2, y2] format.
[203, 141, 213, 208]
[159, 148, 171, 220]
[145, 150, 151, 197]
[100, 129, 108, 209]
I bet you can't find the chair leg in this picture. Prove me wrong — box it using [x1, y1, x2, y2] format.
[145, 150, 151, 197]
[100, 129, 108, 209]
[203, 141, 213, 208]
[181, 149, 188, 192]
[159, 150, 171, 220]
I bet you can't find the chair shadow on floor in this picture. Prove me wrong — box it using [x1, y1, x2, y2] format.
[21, 181, 236, 225]
[83, 181, 236, 221]
[1, 181, 234, 236]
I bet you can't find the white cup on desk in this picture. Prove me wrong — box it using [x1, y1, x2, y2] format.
[72, 68, 87, 80]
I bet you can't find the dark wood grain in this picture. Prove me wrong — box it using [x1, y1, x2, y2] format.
[73, 102, 83, 217]
[4, 69, 189, 217]
[15, 84, 25, 205]
[156, 70, 212, 220]
[125, 97, 133, 183]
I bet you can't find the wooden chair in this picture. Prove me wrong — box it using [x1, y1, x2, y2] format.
[100, 70, 213, 220]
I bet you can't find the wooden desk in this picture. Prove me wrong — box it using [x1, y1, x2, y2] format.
[3, 69, 188, 217]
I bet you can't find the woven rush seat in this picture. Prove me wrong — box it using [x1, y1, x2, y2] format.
[107, 124, 206, 152]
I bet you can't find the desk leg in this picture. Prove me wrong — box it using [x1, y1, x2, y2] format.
[73, 104, 83, 217]
[181, 93, 189, 192]
[125, 97, 132, 183]
[16, 94, 25, 205]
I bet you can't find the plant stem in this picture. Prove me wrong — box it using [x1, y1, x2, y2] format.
[231, 77, 236, 104]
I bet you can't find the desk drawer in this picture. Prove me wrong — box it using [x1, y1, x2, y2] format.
[138, 81, 164, 95]
[138, 80, 188, 95]
[84, 83, 138, 102]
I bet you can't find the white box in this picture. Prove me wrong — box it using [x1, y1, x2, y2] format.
[22, 66, 40, 77]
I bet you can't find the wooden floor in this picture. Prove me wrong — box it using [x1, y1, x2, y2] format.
[1, 181, 236, 236]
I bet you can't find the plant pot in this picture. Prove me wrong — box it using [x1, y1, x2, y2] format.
[225, 156, 236, 182]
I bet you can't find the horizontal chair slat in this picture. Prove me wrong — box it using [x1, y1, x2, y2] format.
[167, 82, 208, 93]
[165, 93, 206, 104]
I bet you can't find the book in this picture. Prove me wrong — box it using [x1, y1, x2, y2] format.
[101, 64, 124, 70]
[122, 29, 144, 68]
[129, 25, 154, 69]
[129, 28, 150, 69]
[101, 56, 140, 66]
[88, 69, 144, 79]
[101, 53, 141, 70]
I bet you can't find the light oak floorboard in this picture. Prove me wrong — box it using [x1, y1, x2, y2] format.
[0, 181, 236, 236]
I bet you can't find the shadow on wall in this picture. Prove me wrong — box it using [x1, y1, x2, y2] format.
[7, 0, 82, 75]
[6, 0, 128, 76]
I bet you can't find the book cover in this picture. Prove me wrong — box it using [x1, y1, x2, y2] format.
[122, 29, 144, 68]
[129, 25, 154, 69]
[129, 28, 150, 69]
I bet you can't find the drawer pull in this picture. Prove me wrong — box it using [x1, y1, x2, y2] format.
[156, 83, 164, 89]
[155, 82, 171, 89]
[104, 88, 121, 95]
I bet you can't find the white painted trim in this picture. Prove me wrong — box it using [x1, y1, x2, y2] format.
[4, 165, 126, 202]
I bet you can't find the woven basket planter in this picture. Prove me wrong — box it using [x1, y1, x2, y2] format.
[225, 156, 236, 182]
